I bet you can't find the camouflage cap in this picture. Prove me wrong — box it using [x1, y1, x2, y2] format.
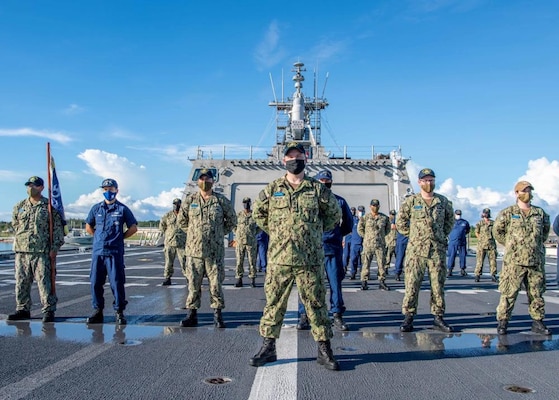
[370, 199, 380, 206]
[25, 176, 44, 186]
[199, 168, 214, 179]
[482, 208, 491, 214]
[514, 180, 534, 192]
[100, 178, 118, 188]
[315, 169, 333, 181]
[418, 168, 436, 179]
[357, 205, 365, 211]
[242, 197, 251, 203]
[283, 142, 305, 155]
[172, 198, 182, 204]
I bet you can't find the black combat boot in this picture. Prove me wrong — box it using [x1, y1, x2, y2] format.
[116, 311, 127, 325]
[361, 281, 368, 291]
[251, 278, 256, 288]
[214, 309, 225, 328]
[531, 320, 552, 335]
[349, 272, 356, 280]
[7, 310, 31, 321]
[86, 309, 104, 324]
[474, 275, 480, 282]
[332, 313, 348, 331]
[317, 340, 339, 371]
[180, 309, 198, 327]
[400, 314, 414, 332]
[491, 275, 498, 283]
[234, 278, 243, 288]
[379, 280, 391, 291]
[296, 314, 310, 330]
[433, 315, 453, 332]
[395, 273, 401, 281]
[42, 311, 55, 323]
[497, 319, 508, 335]
[249, 338, 277, 367]
[162, 278, 171, 286]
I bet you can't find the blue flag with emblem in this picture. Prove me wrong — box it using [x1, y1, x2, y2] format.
[50, 156, 69, 235]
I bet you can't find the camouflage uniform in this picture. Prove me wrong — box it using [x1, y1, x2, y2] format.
[473, 218, 497, 277]
[253, 175, 341, 341]
[385, 216, 397, 266]
[235, 209, 259, 279]
[177, 192, 236, 309]
[358, 212, 391, 282]
[159, 210, 187, 279]
[12, 197, 65, 313]
[494, 204, 550, 321]
[396, 193, 454, 316]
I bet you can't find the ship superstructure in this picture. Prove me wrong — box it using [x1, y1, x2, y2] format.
[183, 62, 414, 213]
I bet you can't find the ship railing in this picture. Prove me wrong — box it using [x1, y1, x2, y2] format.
[188, 145, 405, 161]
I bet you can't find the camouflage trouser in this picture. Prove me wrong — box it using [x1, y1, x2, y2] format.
[14, 252, 57, 313]
[235, 243, 257, 279]
[361, 247, 387, 281]
[496, 262, 546, 321]
[259, 263, 333, 342]
[402, 252, 446, 316]
[163, 245, 187, 279]
[185, 257, 225, 310]
[474, 247, 497, 276]
[385, 245, 396, 266]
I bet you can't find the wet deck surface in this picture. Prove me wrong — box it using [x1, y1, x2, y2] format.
[1, 247, 558, 399]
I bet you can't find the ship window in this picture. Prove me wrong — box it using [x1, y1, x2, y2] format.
[192, 168, 219, 182]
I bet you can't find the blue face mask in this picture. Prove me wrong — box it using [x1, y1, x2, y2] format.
[103, 191, 117, 201]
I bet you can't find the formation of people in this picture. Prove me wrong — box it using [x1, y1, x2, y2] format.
[6, 151, 557, 372]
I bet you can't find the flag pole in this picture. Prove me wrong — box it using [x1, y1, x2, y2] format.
[47, 142, 56, 295]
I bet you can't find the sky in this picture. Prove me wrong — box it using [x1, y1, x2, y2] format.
[1, 0, 558, 226]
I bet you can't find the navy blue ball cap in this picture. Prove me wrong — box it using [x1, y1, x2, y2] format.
[418, 168, 436, 179]
[100, 178, 118, 188]
[283, 142, 306, 155]
[315, 169, 333, 181]
[25, 176, 44, 186]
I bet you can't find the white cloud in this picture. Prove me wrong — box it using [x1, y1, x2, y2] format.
[0, 128, 72, 144]
[62, 104, 84, 115]
[254, 20, 287, 70]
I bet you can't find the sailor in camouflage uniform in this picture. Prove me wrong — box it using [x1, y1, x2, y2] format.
[385, 209, 397, 267]
[177, 168, 237, 328]
[473, 208, 498, 282]
[358, 199, 391, 291]
[494, 181, 552, 335]
[249, 142, 342, 371]
[396, 168, 454, 333]
[234, 197, 259, 288]
[8, 176, 65, 323]
[159, 198, 187, 286]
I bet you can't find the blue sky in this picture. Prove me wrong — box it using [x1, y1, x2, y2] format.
[1, 0, 558, 224]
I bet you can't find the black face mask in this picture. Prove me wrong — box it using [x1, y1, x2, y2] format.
[173, 204, 181, 212]
[323, 182, 332, 189]
[243, 202, 251, 210]
[285, 159, 305, 174]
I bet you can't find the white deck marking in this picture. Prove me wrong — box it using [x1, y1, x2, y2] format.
[248, 287, 299, 400]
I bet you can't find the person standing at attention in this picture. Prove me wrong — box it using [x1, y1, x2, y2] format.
[358, 199, 391, 291]
[296, 169, 353, 332]
[385, 209, 397, 268]
[494, 181, 551, 335]
[85, 178, 138, 325]
[396, 168, 454, 333]
[159, 198, 187, 286]
[249, 142, 342, 371]
[446, 210, 470, 277]
[177, 168, 237, 328]
[234, 197, 259, 288]
[473, 208, 498, 282]
[8, 176, 65, 323]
